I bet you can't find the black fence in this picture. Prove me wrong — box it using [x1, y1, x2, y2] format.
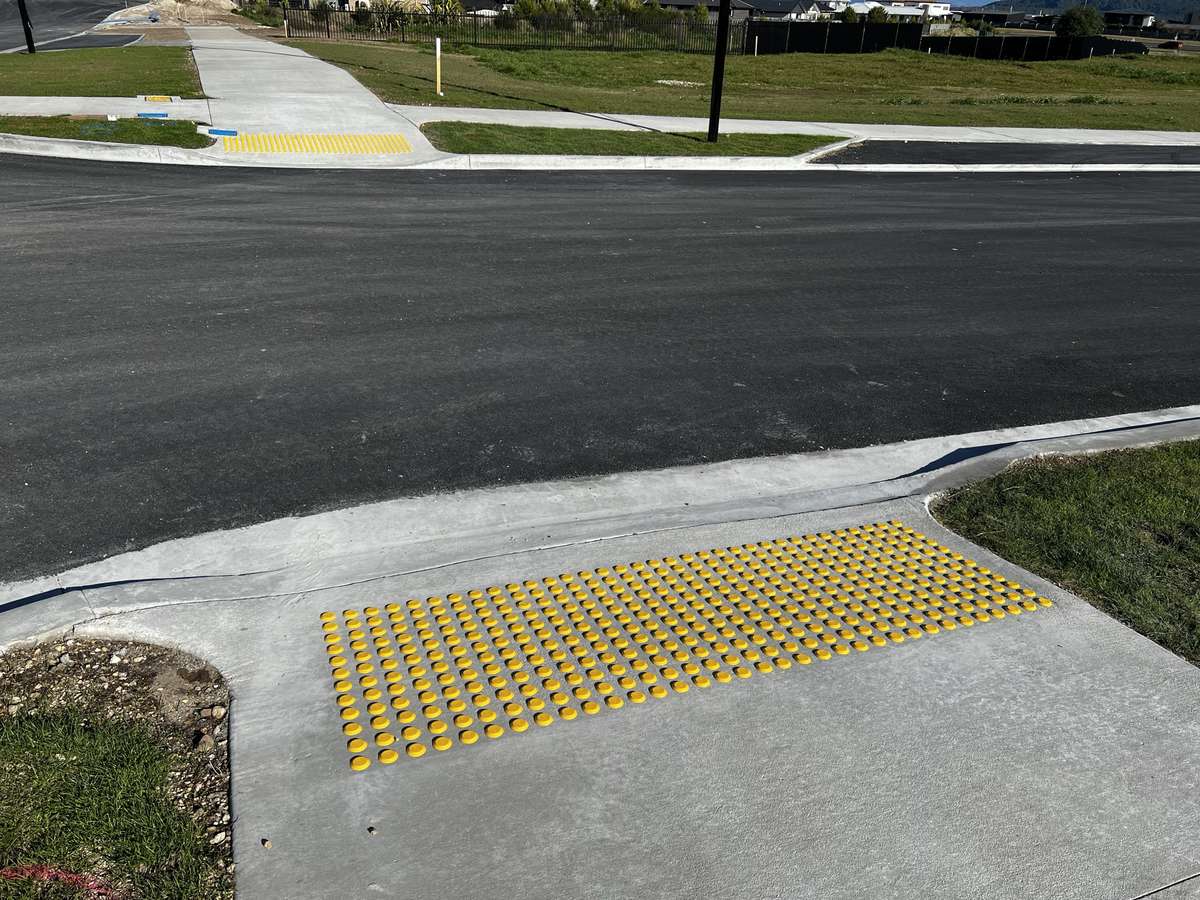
[745, 21, 923, 54]
[282, 9, 1147, 58]
[284, 8, 747, 53]
[1008, 18, 1200, 40]
[744, 20, 1147, 58]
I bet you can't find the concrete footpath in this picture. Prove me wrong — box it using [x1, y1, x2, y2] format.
[2, 408, 1200, 900]
[186, 25, 425, 139]
[395, 103, 1200, 147]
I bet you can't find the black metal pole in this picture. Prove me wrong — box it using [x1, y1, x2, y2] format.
[16, 0, 37, 53]
[707, 0, 731, 142]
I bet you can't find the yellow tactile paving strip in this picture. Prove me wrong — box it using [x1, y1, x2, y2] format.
[221, 133, 412, 154]
[320, 519, 1053, 772]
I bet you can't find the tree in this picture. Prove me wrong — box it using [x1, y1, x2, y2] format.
[865, 4, 888, 22]
[1055, 4, 1104, 38]
[689, 1, 710, 26]
[840, 5, 859, 22]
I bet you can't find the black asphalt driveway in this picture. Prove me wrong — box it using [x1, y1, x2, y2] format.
[3, 156, 1198, 581]
[824, 141, 1200, 165]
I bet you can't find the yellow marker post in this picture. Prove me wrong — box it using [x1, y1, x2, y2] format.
[435, 37, 443, 98]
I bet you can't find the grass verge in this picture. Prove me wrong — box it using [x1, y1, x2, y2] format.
[0, 639, 233, 900]
[0, 715, 215, 900]
[933, 441, 1200, 667]
[0, 47, 204, 98]
[0, 116, 212, 148]
[288, 42, 1200, 130]
[421, 122, 837, 155]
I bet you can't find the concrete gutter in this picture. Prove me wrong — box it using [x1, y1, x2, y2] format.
[3, 403, 1197, 649]
[7, 131, 1200, 171]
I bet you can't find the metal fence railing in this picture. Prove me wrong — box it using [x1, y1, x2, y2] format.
[283, 9, 747, 54]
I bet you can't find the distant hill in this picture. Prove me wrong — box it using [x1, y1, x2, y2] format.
[984, 0, 1198, 21]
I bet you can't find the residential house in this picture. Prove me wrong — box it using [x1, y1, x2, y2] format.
[651, 0, 756, 19]
[653, 0, 822, 18]
[1103, 8, 1155, 26]
[848, 0, 949, 17]
[745, 0, 824, 19]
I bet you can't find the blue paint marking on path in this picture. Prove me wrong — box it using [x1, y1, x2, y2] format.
[137, 112, 169, 119]
[208, 128, 238, 136]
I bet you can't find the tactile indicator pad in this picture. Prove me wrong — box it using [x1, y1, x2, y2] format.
[319, 519, 1052, 771]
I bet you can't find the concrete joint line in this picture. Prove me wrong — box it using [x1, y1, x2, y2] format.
[1125, 869, 1200, 900]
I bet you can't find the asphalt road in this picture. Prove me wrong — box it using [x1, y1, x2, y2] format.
[0, 0, 130, 51]
[32, 32, 142, 48]
[827, 141, 1200, 165]
[3, 156, 1199, 582]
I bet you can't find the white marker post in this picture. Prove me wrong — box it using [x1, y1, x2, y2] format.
[435, 37, 444, 97]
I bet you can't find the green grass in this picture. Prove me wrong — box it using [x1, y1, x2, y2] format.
[0, 714, 217, 900]
[289, 41, 1200, 130]
[0, 47, 204, 98]
[934, 442, 1200, 667]
[0, 116, 212, 148]
[421, 121, 838, 155]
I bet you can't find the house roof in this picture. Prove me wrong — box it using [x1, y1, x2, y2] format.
[656, 0, 756, 8]
[656, 0, 788, 8]
[1104, 7, 1155, 13]
[745, 0, 813, 12]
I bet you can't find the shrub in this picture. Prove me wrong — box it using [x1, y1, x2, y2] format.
[372, 0, 405, 30]
[866, 5, 888, 22]
[512, 0, 573, 28]
[689, 1, 709, 27]
[428, 0, 463, 18]
[1055, 5, 1104, 38]
[840, 6, 859, 22]
[638, 0, 682, 25]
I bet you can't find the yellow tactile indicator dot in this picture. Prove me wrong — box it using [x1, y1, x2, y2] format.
[320, 520, 1053, 771]
[221, 133, 413, 154]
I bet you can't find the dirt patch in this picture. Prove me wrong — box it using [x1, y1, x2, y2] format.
[0, 638, 234, 898]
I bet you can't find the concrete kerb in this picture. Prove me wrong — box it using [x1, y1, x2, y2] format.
[9, 131, 1200, 171]
[3, 404, 1198, 653]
